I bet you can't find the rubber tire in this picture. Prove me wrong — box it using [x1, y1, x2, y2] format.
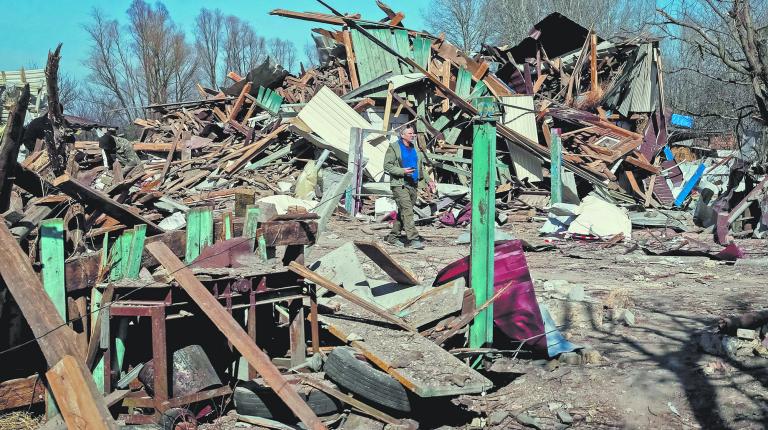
[159, 408, 196, 430]
[234, 381, 342, 420]
[324, 346, 411, 413]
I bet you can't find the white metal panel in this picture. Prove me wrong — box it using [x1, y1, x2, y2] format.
[501, 96, 543, 183]
[297, 86, 387, 180]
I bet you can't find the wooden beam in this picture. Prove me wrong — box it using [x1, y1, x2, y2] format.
[0, 376, 45, 411]
[145, 242, 326, 430]
[0, 222, 117, 428]
[261, 221, 318, 246]
[270, 9, 361, 25]
[353, 241, 419, 285]
[45, 355, 115, 430]
[51, 174, 163, 234]
[341, 30, 359, 89]
[287, 262, 416, 332]
[382, 82, 395, 131]
[0, 84, 30, 212]
[469, 119, 496, 348]
[228, 82, 252, 123]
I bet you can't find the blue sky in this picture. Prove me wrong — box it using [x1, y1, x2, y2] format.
[0, 0, 427, 78]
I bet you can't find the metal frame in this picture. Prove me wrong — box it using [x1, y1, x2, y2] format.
[104, 272, 320, 425]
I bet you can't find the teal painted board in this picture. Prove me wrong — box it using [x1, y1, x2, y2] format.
[469, 119, 496, 348]
[120, 230, 133, 278]
[456, 68, 473, 99]
[40, 219, 65, 419]
[351, 29, 401, 86]
[244, 205, 268, 261]
[185, 209, 201, 263]
[200, 207, 214, 249]
[550, 128, 563, 204]
[371, 29, 401, 74]
[127, 225, 147, 279]
[257, 86, 265, 103]
[40, 219, 66, 320]
[109, 234, 124, 281]
[469, 80, 489, 101]
[393, 30, 413, 60]
[413, 36, 432, 69]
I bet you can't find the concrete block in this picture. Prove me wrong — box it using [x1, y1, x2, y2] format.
[737, 328, 758, 340]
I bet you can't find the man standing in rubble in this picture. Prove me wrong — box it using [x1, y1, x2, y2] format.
[384, 125, 435, 249]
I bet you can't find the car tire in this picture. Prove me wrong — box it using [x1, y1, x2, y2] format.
[324, 346, 411, 413]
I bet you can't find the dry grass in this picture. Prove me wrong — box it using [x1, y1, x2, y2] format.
[0, 411, 42, 430]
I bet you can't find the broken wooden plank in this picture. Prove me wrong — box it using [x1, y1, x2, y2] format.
[288, 262, 415, 332]
[0, 222, 117, 428]
[51, 174, 163, 234]
[0, 83, 30, 212]
[353, 240, 419, 285]
[145, 242, 326, 430]
[270, 9, 361, 25]
[261, 221, 318, 246]
[0, 376, 45, 411]
[317, 294, 493, 397]
[45, 355, 116, 430]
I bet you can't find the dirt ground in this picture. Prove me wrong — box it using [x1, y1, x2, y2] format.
[202, 215, 768, 430]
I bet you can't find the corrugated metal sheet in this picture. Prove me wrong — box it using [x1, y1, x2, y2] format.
[501, 95, 542, 182]
[601, 43, 657, 116]
[297, 86, 387, 180]
[1, 68, 47, 124]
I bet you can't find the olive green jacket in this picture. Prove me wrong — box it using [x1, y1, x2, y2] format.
[384, 138, 427, 189]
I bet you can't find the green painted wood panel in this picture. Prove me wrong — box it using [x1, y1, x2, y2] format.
[40, 219, 66, 319]
[550, 128, 563, 204]
[469, 119, 496, 348]
[413, 36, 432, 69]
[126, 225, 146, 279]
[244, 205, 268, 261]
[185, 208, 202, 263]
[40, 218, 65, 417]
[351, 29, 402, 86]
[456, 67, 473, 99]
[109, 234, 124, 281]
[393, 29, 413, 60]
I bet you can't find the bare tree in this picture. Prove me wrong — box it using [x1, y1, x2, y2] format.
[126, 0, 197, 105]
[303, 41, 320, 69]
[268, 38, 297, 71]
[223, 15, 267, 78]
[482, 0, 654, 46]
[657, 0, 768, 132]
[82, 1, 197, 125]
[194, 8, 224, 88]
[422, 0, 493, 53]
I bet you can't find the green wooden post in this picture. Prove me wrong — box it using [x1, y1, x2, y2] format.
[40, 219, 65, 417]
[126, 225, 147, 279]
[223, 212, 233, 240]
[469, 98, 497, 348]
[40, 219, 66, 318]
[185, 207, 213, 263]
[550, 128, 563, 204]
[120, 229, 134, 277]
[109, 234, 124, 281]
[244, 205, 267, 261]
